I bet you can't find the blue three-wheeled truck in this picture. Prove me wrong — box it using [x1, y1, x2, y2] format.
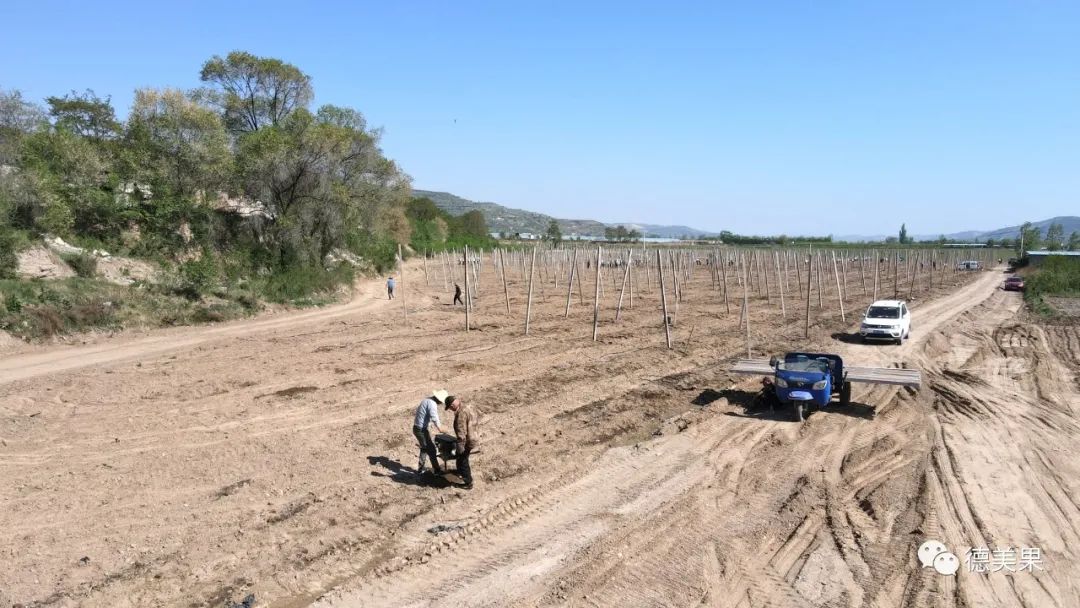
[731, 352, 922, 422]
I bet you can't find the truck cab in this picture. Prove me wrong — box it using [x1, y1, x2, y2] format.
[859, 299, 911, 345]
[769, 352, 851, 421]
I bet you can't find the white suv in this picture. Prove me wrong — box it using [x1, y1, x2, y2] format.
[859, 299, 911, 344]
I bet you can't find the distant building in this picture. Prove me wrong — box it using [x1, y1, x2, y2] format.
[941, 243, 987, 248]
[1026, 250, 1080, 266]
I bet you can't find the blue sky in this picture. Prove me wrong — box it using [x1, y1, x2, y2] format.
[3, 1, 1078, 236]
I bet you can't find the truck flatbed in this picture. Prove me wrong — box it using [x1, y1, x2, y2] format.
[730, 359, 921, 388]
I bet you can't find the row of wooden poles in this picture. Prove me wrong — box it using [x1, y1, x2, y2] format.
[395, 243, 1000, 354]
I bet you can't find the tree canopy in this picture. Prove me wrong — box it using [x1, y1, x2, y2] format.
[0, 51, 437, 285]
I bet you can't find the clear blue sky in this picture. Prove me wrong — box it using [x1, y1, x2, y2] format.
[3, 1, 1078, 236]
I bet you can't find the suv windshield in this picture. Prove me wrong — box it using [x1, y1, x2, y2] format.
[867, 306, 900, 319]
[778, 358, 830, 373]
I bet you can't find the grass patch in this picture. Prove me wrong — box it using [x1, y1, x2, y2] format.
[0, 278, 254, 340]
[257, 264, 354, 305]
[1024, 256, 1080, 316]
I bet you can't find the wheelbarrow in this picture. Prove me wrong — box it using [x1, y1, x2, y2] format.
[434, 433, 458, 472]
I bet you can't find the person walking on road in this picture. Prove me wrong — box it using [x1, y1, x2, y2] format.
[387, 276, 396, 299]
[413, 389, 448, 475]
[453, 283, 464, 306]
[446, 395, 479, 489]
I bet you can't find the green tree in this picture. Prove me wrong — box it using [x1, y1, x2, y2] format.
[18, 128, 112, 237]
[455, 210, 489, 239]
[46, 90, 120, 140]
[236, 106, 409, 266]
[0, 88, 48, 165]
[545, 219, 562, 244]
[200, 51, 314, 133]
[898, 223, 908, 244]
[126, 88, 231, 198]
[1068, 231, 1079, 251]
[1018, 222, 1041, 253]
[1045, 222, 1065, 251]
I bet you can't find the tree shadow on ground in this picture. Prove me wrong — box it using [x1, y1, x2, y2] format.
[367, 455, 454, 488]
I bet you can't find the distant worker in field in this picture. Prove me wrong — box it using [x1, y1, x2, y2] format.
[446, 395, 479, 490]
[413, 389, 448, 475]
[453, 283, 464, 306]
[387, 276, 396, 299]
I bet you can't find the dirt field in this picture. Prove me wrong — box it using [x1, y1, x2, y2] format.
[2, 255, 1077, 608]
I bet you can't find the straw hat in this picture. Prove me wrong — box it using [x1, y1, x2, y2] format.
[432, 389, 449, 404]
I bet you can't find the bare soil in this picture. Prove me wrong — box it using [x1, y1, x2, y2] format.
[1, 257, 1077, 608]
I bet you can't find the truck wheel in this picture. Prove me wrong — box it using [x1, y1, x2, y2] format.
[794, 403, 805, 422]
[840, 382, 851, 407]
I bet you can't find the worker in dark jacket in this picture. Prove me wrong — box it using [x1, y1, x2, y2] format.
[453, 283, 464, 306]
[446, 395, 479, 489]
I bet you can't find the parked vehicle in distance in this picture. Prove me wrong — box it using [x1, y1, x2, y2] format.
[859, 299, 912, 345]
[1003, 276, 1025, 291]
[957, 260, 981, 270]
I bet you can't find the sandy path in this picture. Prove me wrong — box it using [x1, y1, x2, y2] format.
[2, 259, 1075, 608]
[0, 283, 395, 385]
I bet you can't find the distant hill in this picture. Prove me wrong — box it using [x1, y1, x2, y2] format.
[838, 216, 1080, 244]
[412, 190, 718, 238]
[974, 216, 1080, 242]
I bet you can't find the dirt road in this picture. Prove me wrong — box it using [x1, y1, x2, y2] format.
[2, 259, 1076, 608]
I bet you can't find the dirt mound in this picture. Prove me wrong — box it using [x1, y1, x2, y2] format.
[96, 255, 156, 285]
[16, 245, 75, 279]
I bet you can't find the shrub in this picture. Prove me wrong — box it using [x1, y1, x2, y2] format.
[1024, 256, 1080, 315]
[62, 252, 99, 278]
[0, 230, 17, 279]
[260, 263, 354, 304]
[178, 252, 220, 299]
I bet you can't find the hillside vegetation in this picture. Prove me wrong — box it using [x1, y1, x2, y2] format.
[0, 52, 492, 339]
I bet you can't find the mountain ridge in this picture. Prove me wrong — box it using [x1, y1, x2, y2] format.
[413, 190, 1077, 243]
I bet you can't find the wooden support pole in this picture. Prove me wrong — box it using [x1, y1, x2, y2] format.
[398, 244, 408, 320]
[564, 248, 578, 318]
[500, 248, 511, 316]
[763, 250, 772, 304]
[908, 252, 919, 299]
[592, 246, 603, 341]
[658, 249, 672, 349]
[859, 250, 867, 298]
[795, 249, 805, 296]
[524, 244, 538, 335]
[840, 253, 849, 302]
[741, 253, 751, 358]
[804, 245, 813, 339]
[816, 252, 824, 309]
[832, 251, 846, 322]
[463, 245, 470, 332]
[893, 251, 899, 298]
[616, 249, 633, 320]
[873, 250, 880, 301]
[776, 251, 786, 319]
